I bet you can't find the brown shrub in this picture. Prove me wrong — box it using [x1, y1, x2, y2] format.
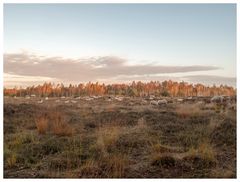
[35, 112, 73, 136]
[35, 116, 49, 135]
[51, 112, 74, 136]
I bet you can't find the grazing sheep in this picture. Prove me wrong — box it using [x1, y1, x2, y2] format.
[187, 97, 192, 100]
[150, 100, 158, 105]
[211, 96, 224, 103]
[141, 100, 148, 105]
[37, 99, 43, 104]
[149, 95, 155, 100]
[71, 100, 77, 103]
[115, 97, 123, 101]
[177, 98, 184, 102]
[61, 96, 66, 99]
[158, 99, 168, 105]
[45, 97, 49, 100]
[85, 97, 93, 101]
[65, 100, 69, 104]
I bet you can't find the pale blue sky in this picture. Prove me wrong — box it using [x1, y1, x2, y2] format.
[3, 4, 236, 87]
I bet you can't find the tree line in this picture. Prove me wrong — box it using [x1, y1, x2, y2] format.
[4, 80, 236, 97]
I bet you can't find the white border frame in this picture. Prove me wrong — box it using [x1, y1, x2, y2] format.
[1, 1, 239, 181]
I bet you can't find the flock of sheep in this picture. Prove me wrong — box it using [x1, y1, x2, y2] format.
[11, 94, 234, 108]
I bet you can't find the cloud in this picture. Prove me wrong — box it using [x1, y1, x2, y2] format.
[4, 53, 220, 83]
[4, 73, 59, 88]
[183, 75, 236, 87]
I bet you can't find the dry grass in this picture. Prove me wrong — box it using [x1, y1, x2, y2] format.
[79, 154, 128, 178]
[151, 142, 182, 153]
[36, 116, 49, 134]
[52, 118, 74, 137]
[189, 141, 215, 161]
[136, 117, 147, 129]
[175, 103, 202, 118]
[79, 159, 99, 177]
[4, 100, 236, 178]
[96, 126, 121, 153]
[6, 153, 17, 168]
[104, 154, 128, 178]
[185, 140, 216, 168]
[36, 112, 73, 136]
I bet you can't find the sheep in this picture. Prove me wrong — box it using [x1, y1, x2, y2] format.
[149, 95, 155, 100]
[115, 97, 123, 101]
[85, 97, 93, 101]
[158, 99, 168, 105]
[187, 97, 192, 100]
[141, 100, 148, 105]
[71, 100, 77, 103]
[37, 99, 43, 104]
[177, 98, 184, 102]
[211, 96, 224, 103]
[45, 97, 49, 100]
[150, 100, 158, 105]
[64, 100, 69, 104]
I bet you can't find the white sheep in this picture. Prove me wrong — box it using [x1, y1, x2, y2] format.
[211, 96, 224, 103]
[37, 99, 43, 104]
[158, 99, 168, 105]
[150, 100, 158, 105]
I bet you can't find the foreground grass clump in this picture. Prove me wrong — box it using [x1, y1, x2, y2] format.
[4, 149, 17, 168]
[35, 112, 74, 136]
[184, 140, 216, 168]
[35, 116, 48, 135]
[79, 154, 129, 178]
[96, 126, 122, 153]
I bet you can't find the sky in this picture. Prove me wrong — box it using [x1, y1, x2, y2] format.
[3, 3, 236, 87]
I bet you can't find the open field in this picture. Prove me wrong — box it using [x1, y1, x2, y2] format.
[4, 96, 236, 178]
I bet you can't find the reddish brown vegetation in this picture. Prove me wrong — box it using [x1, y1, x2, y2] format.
[4, 80, 235, 97]
[35, 111, 73, 136]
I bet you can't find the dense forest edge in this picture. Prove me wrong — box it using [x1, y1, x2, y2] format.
[4, 80, 236, 97]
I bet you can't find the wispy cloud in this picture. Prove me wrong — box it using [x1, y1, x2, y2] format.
[183, 75, 236, 86]
[4, 73, 59, 88]
[4, 53, 220, 83]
